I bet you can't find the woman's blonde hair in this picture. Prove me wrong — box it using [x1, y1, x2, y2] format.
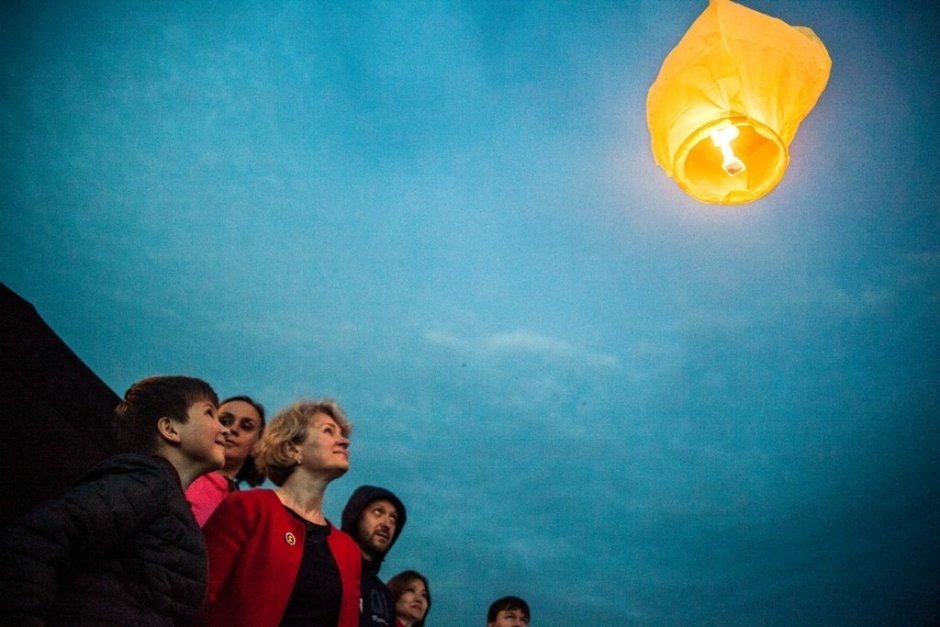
[254, 399, 351, 486]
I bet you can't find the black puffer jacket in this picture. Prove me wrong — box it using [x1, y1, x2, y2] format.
[0, 454, 207, 626]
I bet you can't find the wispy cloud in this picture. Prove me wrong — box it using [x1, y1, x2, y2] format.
[425, 327, 620, 369]
[484, 329, 572, 354]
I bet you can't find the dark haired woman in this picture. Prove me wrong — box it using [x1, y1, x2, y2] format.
[387, 570, 431, 627]
[186, 395, 266, 526]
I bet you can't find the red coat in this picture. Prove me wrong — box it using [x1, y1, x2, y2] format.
[203, 489, 361, 627]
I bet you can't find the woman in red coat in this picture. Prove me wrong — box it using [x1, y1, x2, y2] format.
[203, 399, 361, 627]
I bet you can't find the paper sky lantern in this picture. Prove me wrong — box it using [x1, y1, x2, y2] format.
[647, 0, 831, 205]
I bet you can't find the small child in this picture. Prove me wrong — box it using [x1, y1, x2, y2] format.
[0, 375, 229, 624]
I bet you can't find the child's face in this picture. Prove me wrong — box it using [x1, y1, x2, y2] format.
[176, 399, 228, 471]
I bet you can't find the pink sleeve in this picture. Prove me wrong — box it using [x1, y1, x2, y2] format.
[184, 472, 230, 527]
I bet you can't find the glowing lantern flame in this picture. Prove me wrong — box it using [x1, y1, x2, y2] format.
[647, 0, 831, 205]
[710, 124, 745, 176]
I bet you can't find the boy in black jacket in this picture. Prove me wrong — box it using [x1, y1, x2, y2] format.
[0, 375, 229, 625]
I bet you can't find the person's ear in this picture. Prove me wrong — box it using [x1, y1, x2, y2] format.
[282, 441, 301, 465]
[157, 416, 182, 444]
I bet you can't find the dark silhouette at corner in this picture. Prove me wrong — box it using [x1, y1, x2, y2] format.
[0, 282, 119, 527]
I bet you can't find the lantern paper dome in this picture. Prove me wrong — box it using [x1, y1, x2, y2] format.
[647, 0, 832, 205]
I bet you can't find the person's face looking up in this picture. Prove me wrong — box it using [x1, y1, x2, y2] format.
[394, 577, 429, 623]
[218, 400, 262, 471]
[357, 498, 398, 559]
[489, 608, 529, 627]
[295, 412, 350, 478]
[174, 399, 228, 472]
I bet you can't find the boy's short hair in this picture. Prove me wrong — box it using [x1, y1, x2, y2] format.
[487, 596, 530, 622]
[113, 375, 219, 454]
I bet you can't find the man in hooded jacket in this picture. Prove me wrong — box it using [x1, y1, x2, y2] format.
[341, 485, 408, 627]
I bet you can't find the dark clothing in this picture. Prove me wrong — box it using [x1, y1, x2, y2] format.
[341, 486, 408, 627]
[280, 510, 342, 627]
[359, 559, 395, 627]
[0, 454, 207, 626]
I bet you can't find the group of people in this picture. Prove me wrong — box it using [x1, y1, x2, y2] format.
[0, 375, 530, 626]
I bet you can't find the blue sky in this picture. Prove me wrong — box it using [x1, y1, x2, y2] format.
[2, 1, 938, 624]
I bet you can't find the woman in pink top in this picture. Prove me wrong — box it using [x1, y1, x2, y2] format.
[185, 395, 266, 525]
